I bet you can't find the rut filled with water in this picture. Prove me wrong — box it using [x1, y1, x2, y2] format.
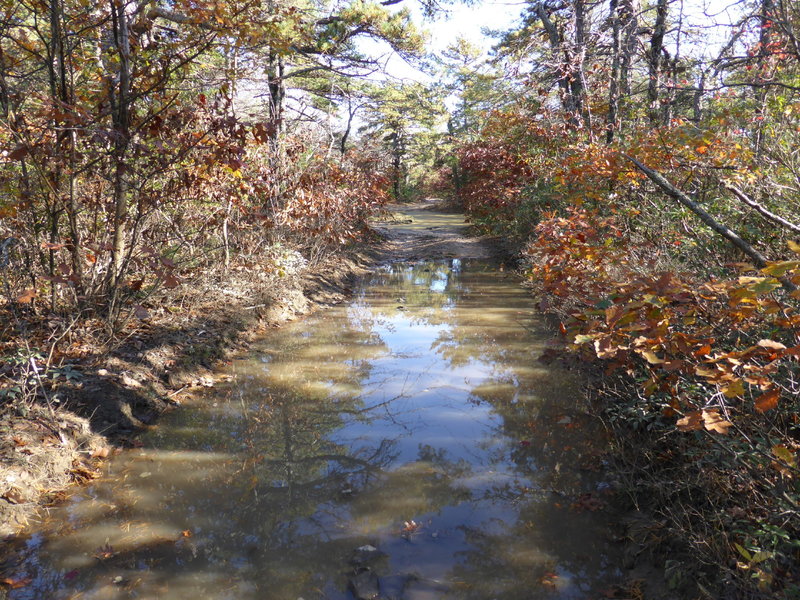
[8, 256, 621, 600]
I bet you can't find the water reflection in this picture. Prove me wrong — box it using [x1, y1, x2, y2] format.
[7, 259, 619, 600]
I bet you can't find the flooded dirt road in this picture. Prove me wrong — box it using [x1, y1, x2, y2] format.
[4, 207, 620, 599]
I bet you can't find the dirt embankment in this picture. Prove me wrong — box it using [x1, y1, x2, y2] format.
[0, 200, 507, 539]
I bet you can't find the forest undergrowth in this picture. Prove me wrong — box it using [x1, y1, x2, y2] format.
[443, 107, 800, 598]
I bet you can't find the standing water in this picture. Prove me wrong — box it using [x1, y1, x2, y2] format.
[7, 258, 620, 599]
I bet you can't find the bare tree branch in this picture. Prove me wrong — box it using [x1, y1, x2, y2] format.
[723, 184, 800, 236]
[625, 155, 797, 293]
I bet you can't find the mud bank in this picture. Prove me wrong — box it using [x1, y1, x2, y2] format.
[0, 246, 379, 539]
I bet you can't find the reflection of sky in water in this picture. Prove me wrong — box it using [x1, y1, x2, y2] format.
[8, 258, 619, 600]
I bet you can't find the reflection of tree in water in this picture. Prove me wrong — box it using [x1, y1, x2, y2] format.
[215, 310, 396, 596]
[361, 260, 464, 327]
[224, 389, 475, 598]
[348, 443, 472, 524]
[216, 295, 473, 597]
[451, 497, 615, 600]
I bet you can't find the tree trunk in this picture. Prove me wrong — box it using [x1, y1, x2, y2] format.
[647, 0, 668, 126]
[607, 0, 621, 142]
[753, 0, 774, 154]
[49, 0, 85, 298]
[571, 0, 590, 129]
[267, 50, 284, 136]
[535, 4, 577, 120]
[619, 0, 639, 99]
[109, 0, 132, 313]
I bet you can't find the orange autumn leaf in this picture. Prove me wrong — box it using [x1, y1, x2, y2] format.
[754, 389, 780, 413]
[694, 344, 712, 357]
[1, 577, 32, 589]
[16, 288, 36, 303]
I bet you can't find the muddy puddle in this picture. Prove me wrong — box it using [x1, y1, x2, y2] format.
[6, 259, 621, 599]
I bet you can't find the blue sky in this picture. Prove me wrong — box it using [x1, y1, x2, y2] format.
[363, 0, 745, 83]
[360, 0, 527, 83]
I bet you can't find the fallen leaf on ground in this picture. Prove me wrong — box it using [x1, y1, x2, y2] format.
[91, 447, 110, 458]
[16, 289, 36, 303]
[754, 389, 779, 413]
[2, 488, 26, 504]
[1, 576, 32, 589]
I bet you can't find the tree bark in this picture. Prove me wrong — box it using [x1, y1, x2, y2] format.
[607, 0, 621, 142]
[109, 0, 132, 311]
[724, 184, 800, 235]
[647, 0, 668, 126]
[619, 0, 638, 99]
[535, 4, 577, 120]
[571, 0, 590, 129]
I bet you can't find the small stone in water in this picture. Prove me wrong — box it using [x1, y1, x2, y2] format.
[349, 567, 380, 600]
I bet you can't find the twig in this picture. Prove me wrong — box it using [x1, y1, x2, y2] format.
[625, 155, 797, 293]
[723, 183, 800, 236]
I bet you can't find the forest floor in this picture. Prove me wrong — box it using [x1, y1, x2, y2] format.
[0, 199, 506, 539]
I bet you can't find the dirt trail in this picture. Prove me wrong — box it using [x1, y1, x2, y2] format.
[374, 200, 505, 262]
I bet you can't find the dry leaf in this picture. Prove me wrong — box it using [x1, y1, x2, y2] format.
[702, 410, 733, 434]
[91, 447, 110, 459]
[2, 488, 26, 504]
[754, 389, 780, 413]
[722, 379, 745, 399]
[640, 350, 664, 364]
[163, 274, 180, 289]
[694, 344, 712, 357]
[16, 288, 36, 304]
[676, 411, 703, 432]
[1, 576, 32, 589]
[757, 339, 786, 351]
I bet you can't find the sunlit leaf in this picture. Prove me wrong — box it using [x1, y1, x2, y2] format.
[756, 339, 786, 351]
[702, 410, 732, 434]
[16, 288, 36, 304]
[676, 411, 703, 432]
[760, 262, 800, 277]
[722, 379, 744, 398]
[640, 350, 664, 364]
